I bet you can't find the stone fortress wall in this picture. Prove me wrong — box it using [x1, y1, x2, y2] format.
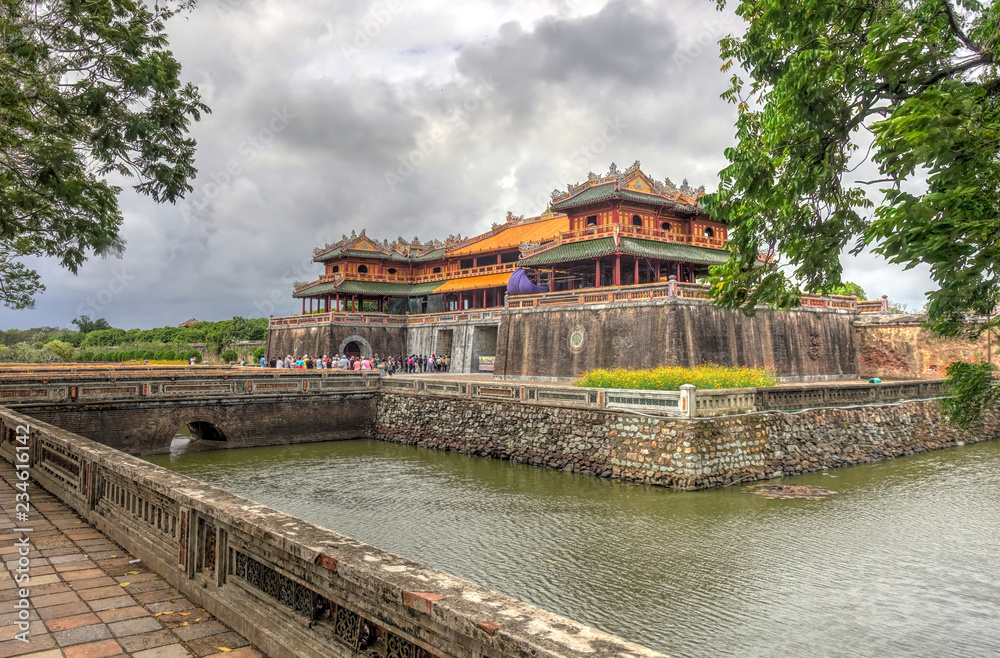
[375, 382, 998, 490]
[855, 313, 999, 379]
[495, 299, 858, 380]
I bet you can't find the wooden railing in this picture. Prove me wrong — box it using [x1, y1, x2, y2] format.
[520, 224, 727, 259]
[294, 262, 519, 293]
[507, 279, 883, 313]
[269, 309, 503, 328]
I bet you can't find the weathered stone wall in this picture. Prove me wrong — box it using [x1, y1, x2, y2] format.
[18, 395, 375, 455]
[855, 314, 998, 379]
[375, 393, 999, 490]
[495, 299, 858, 381]
[0, 407, 664, 658]
[266, 324, 407, 360]
[267, 321, 501, 373]
[405, 322, 498, 373]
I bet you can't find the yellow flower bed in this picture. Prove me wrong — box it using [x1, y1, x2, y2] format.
[574, 364, 776, 390]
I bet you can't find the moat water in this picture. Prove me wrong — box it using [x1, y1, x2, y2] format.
[146, 439, 1000, 658]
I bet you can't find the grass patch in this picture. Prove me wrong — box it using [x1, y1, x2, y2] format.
[574, 364, 776, 390]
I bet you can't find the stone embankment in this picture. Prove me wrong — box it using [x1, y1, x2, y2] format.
[375, 394, 1000, 490]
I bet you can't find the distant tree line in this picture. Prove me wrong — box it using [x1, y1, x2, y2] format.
[0, 316, 267, 364]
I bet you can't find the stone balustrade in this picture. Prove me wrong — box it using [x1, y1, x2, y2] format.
[0, 369, 380, 407]
[0, 407, 664, 658]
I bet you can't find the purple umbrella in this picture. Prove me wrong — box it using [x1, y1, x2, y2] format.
[507, 268, 549, 295]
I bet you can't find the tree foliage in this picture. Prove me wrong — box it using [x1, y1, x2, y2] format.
[706, 0, 998, 339]
[939, 361, 1000, 427]
[0, 0, 208, 308]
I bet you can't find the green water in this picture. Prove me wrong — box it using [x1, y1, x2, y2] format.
[146, 439, 1000, 658]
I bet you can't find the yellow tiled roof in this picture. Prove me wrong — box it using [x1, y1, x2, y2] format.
[433, 272, 513, 293]
[449, 215, 566, 256]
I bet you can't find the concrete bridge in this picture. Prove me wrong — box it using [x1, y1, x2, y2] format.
[0, 367, 379, 455]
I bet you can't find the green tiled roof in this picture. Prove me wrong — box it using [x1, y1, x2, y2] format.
[293, 279, 444, 298]
[550, 184, 699, 212]
[549, 184, 616, 210]
[518, 237, 730, 267]
[413, 247, 446, 262]
[313, 247, 341, 263]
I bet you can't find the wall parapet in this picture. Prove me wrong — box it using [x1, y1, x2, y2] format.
[0, 407, 664, 658]
[0, 370, 380, 407]
[383, 378, 947, 418]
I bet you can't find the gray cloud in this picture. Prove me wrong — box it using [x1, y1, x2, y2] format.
[0, 0, 933, 330]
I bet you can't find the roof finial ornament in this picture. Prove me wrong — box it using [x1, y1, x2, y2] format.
[626, 160, 641, 174]
[607, 162, 619, 176]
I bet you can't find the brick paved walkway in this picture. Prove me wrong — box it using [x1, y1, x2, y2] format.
[0, 461, 263, 658]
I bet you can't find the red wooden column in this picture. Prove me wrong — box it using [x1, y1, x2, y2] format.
[301, 299, 305, 314]
[614, 255, 621, 286]
[653, 259, 660, 282]
[483, 289, 487, 308]
[550, 267, 555, 292]
[335, 293, 340, 311]
[634, 258, 640, 285]
[595, 259, 601, 288]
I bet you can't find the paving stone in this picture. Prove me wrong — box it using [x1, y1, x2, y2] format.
[32, 591, 81, 609]
[80, 586, 129, 602]
[44, 612, 101, 632]
[172, 621, 228, 642]
[48, 554, 89, 565]
[119, 629, 180, 653]
[185, 632, 247, 656]
[70, 577, 118, 590]
[62, 637, 122, 658]
[53, 622, 111, 647]
[87, 595, 137, 612]
[63, 569, 105, 582]
[204, 648, 264, 658]
[37, 601, 91, 620]
[0, 632, 58, 657]
[18, 648, 64, 658]
[108, 616, 162, 637]
[144, 600, 196, 614]
[133, 589, 183, 605]
[132, 643, 193, 657]
[96, 606, 148, 624]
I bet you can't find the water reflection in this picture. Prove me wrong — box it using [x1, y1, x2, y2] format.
[146, 439, 1000, 658]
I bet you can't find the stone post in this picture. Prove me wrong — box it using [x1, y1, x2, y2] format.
[881, 295, 889, 313]
[668, 275, 677, 297]
[680, 383, 696, 418]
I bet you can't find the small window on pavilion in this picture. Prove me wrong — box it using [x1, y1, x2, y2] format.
[586, 215, 597, 226]
[632, 214, 642, 226]
[704, 227, 715, 238]
[433, 266, 442, 274]
[331, 265, 339, 273]
[387, 267, 397, 274]
[500, 251, 520, 263]
[661, 222, 671, 231]
[460, 258, 474, 269]
[357, 265, 368, 274]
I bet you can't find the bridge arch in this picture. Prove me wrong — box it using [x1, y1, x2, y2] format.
[186, 420, 228, 443]
[338, 334, 373, 358]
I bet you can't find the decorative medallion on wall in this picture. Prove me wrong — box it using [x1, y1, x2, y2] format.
[569, 328, 586, 353]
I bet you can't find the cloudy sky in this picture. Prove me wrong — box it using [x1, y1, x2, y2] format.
[1, 0, 933, 330]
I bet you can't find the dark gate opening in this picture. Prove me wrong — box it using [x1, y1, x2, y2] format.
[343, 341, 362, 358]
[188, 421, 227, 443]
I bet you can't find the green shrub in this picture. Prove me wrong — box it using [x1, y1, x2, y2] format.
[220, 349, 238, 363]
[253, 346, 266, 360]
[575, 364, 776, 391]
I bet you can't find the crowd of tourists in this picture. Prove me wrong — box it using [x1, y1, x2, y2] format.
[258, 353, 449, 375]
